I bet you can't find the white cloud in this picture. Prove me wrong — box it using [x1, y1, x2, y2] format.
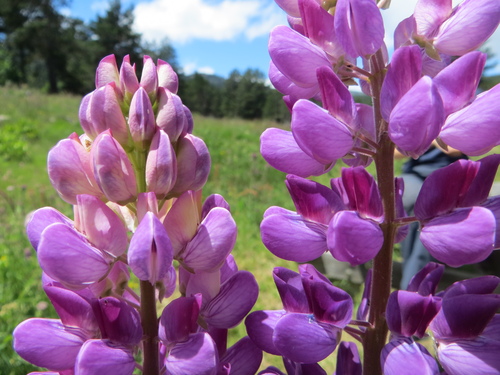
[59, 7, 72, 17]
[90, 0, 110, 14]
[133, 0, 286, 44]
[182, 62, 216, 75]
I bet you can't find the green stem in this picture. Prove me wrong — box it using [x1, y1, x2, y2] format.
[362, 50, 396, 375]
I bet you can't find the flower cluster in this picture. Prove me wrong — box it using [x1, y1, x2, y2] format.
[14, 55, 261, 374]
[254, 0, 500, 373]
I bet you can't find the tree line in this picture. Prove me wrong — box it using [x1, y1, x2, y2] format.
[0, 0, 290, 121]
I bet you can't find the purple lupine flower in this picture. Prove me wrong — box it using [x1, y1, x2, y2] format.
[128, 86, 157, 149]
[145, 129, 177, 198]
[119, 55, 140, 100]
[91, 130, 137, 204]
[164, 191, 237, 272]
[218, 336, 263, 375]
[415, 155, 500, 267]
[334, 0, 385, 58]
[335, 341, 362, 375]
[47, 133, 104, 205]
[95, 54, 121, 90]
[128, 211, 174, 285]
[269, 25, 331, 101]
[388, 76, 444, 158]
[440, 84, 500, 156]
[429, 277, 500, 374]
[156, 88, 188, 142]
[381, 338, 440, 375]
[246, 265, 352, 364]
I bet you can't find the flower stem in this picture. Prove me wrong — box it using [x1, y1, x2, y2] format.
[140, 280, 159, 375]
[362, 49, 395, 375]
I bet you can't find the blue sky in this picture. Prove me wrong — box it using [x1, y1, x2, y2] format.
[62, 0, 500, 79]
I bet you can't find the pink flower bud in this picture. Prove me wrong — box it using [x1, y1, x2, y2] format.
[128, 87, 156, 148]
[156, 88, 187, 142]
[73, 194, 129, 257]
[89, 83, 129, 146]
[140, 55, 158, 99]
[146, 129, 177, 198]
[91, 130, 137, 204]
[48, 133, 104, 204]
[169, 134, 211, 196]
[157, 59, 179, 94]
[95, 54, 120, 90]
[119, 55, 140, 101]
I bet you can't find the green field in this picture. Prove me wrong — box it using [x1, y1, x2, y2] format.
[0, 86, 353, 373]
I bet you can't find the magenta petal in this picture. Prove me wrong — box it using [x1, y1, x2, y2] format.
[245, 310, 286, 356]
[406, 262, 445, 296]
[336, 341, 361, 375]
[260, 212, 327, 262]
[431, 294, 500, 340]
[437, 315, 500, 375]
[420, 207, 496, 267]
[299, 0, 344, 57]
[433, 51, 486, 116]
[389, 76, 444, 158]
[139, 55, 158, 95]
[327, 211, 383, 266]
[95, 55, 120, 89]
[316, 66, 355, 126]
[301, 273, 353, 328]
[285, 175, 344, 224]
[13, 318, 86, 371]
[201, 194, 230, 220]
[128, 212, 173, 283]
[159, 295, 202, 345]
[291, 99, 354, 165]
[434, 0, 500, 56]
[128, 87, 156, 146]
[381, 338, 440, 375]
[89, 83, 129, 146]
[119, 55, 140, 97]
[26, 207, 72, 251]
[414, 159, 479, 221]
[269, 61, 320, 102]
[170, 134, 211, 195]
[157, 59, 179, 93]
[380, 45, 422, 121]
[181, 207, 236, 272]
[440, 84, 500, 156]
[91, 130, 137, 204]
[340, 167, 383, 220]
[386, 291, 441, 338]
[93, 297, 142, 346]
[413, 0, 452, 38]
[273, 313, 340, 363]
[220, 336, 263, 375]
[74, 194, 129, 257]
[44, 285, 98, 334]
[48, 136, 103, 204]
[146, 129, 177, 198]
[260, 128, 329, 177]
[165, 333, 218, 375]
[334, 0, 384, 58]
[202, 271, 259, 329]
[273, 267, 310, 313]
[75, 339, 135, 375]
[38, 223, 110, 288]
[156, 88, 186, 142]
[269, 26, 330, 88]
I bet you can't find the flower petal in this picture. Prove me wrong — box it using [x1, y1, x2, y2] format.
[165, 333, 218, 375]
[273, 313, 340, 363]
[260, 128, 329, 177]
[292, 99, 354, 165]
[261, 211, 327, 262]
[420, 206, 496, 267]
[327, 211, 383, 266]
[75, 339, 135, 375]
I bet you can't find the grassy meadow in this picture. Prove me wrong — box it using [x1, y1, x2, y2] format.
[0, 86, 357, 374]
